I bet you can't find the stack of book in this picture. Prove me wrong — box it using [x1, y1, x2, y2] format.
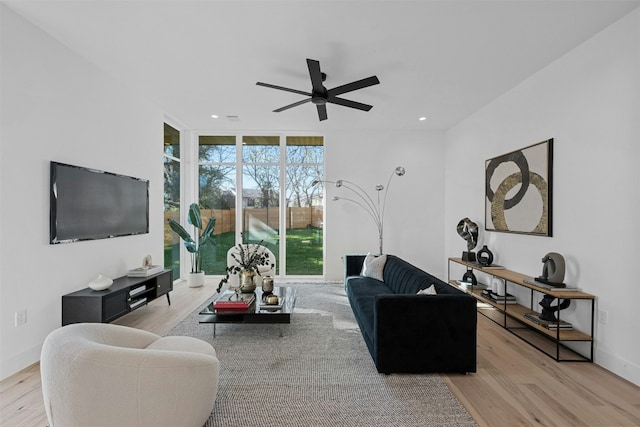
[469, 262, 505, 270]
[524, 313, 573, 330]
[129, 298, 147, 310]
[214, 292, 256, 310]
[481, 289, 517, 304]
[456, 280, 488, 290]
[128, 265, 163, 277]
[129, 285, 147, 298]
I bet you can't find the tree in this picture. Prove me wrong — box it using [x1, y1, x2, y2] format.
[285, 145, 323, 207]
[198, 144, 235, 209]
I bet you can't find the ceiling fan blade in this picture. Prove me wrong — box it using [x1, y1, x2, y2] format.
[273, 97, 312, 113]
[327, 96, 373, 111]
[257, 82, 311, 97]
[327, 76, 380, 97]
[307, 59, 325, 94]
[317, 104, 328, 121]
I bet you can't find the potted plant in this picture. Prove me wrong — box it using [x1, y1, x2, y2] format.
[217, 241, 274, 293]
[168, 203, 216, 287]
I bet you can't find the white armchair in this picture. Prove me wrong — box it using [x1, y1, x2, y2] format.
[41, 323, 219, 427]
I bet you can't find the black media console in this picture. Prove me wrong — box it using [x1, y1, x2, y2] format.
[62, 270, 173, 326]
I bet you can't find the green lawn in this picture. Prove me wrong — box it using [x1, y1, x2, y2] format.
[165, 227, 323, 277]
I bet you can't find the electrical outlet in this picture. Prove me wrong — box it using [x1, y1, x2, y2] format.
[14, 309, 27, 326]
[598, 309, 608, 325]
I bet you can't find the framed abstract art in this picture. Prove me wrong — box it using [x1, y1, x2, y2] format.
[485, 139, 553, 236]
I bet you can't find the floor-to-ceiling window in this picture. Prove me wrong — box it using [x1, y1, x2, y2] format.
[193, 134, 323, 277]
[198, 136, 237, 276]
[163, 123, 181, 277]
[285, 136, 324, 275]
[242, 136, 281, 272]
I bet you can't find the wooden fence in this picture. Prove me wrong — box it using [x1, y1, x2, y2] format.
[164, 207, 323, 246]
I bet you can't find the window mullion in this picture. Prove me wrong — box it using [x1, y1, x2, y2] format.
[279, 134, 286, 277]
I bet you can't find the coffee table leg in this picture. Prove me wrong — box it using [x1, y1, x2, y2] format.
[213, 323, 216, 338]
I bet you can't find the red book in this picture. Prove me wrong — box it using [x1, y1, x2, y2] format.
[213, 300, 249, 310]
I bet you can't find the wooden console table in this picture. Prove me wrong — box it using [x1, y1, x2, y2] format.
[62, 270, 173, 326]
[448, 258, 595, 362]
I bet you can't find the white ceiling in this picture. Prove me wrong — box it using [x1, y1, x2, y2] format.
[5, 0, 640, 132]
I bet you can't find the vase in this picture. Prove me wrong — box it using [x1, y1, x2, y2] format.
[187, 271, 205, 288]
[477, 245, 494, 266]
[262, 276, 274, 293]
[239, 269, 256, 292]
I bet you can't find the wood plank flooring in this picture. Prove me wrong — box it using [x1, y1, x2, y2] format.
[2, 280, 639, 427]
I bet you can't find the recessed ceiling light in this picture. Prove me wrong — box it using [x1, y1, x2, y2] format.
[211, 114, 219, 119]
[418, 116, 427, 121]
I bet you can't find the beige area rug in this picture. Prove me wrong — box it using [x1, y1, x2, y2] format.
[167, 282, 477, 427]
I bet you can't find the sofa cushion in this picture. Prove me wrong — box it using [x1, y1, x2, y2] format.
[346, 276, 393, 342]
[361, 253, 387, 281]
[382, 256, 432, 294]
[417, 285, 437, 295]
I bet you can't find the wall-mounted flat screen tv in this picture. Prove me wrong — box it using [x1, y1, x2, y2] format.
[50, 161, 149, 244]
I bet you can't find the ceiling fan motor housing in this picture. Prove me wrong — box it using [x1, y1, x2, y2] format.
[311, 91, 328, 105]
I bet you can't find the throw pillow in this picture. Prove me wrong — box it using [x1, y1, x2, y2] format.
[417, 284, 437, 295]
[361, 253, 387, 281]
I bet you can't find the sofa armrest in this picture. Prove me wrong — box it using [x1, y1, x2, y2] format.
[344, 254, 366, 278]
[373, 294, 477, 374]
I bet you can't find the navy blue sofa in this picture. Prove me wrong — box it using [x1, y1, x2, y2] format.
[345, 254, 477, 374]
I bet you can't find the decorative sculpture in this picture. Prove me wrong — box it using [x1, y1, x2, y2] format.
[539, 294, 571, 322]
[476, 245, 494, 266]
[456, 218, 478, 262]
[461, 269, 477, 287]
[535, 252, 566, 287]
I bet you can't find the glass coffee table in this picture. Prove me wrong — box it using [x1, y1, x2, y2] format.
[199, 286, 296, 337]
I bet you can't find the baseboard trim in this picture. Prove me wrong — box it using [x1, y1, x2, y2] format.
[596, 347, 640, 387]
[1, 343, 41, 381]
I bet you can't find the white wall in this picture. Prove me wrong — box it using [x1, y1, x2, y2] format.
[323, 129, 446, 281]
[445, 9, 640, 386]
[0, 6, 164, 379]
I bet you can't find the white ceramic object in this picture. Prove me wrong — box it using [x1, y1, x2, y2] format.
[188, 271, 205, 288]
[492, 277, 506, 296]
[89, 274, 113, 291]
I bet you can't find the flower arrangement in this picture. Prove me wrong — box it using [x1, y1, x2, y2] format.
[217, 241, 275, 292]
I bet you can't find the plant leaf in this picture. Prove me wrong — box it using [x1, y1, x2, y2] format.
[200, 216, 216, 245]
[187, 203, 202, 229]
[168, 219, 194, 243]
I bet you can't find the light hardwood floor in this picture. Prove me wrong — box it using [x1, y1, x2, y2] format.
[2, 280, 639, 427]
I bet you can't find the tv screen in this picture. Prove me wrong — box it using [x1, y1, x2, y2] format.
[50, 162, 149, 244]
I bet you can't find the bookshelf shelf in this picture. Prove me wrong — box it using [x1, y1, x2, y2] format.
[448, 258, 595, 362]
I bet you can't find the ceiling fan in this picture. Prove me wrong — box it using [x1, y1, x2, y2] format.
[256, 58, 380, 121]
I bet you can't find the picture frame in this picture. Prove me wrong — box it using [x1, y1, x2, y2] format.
[485, 138, 553, 236]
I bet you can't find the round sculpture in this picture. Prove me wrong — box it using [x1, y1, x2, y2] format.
[477, 245, 494, 266]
